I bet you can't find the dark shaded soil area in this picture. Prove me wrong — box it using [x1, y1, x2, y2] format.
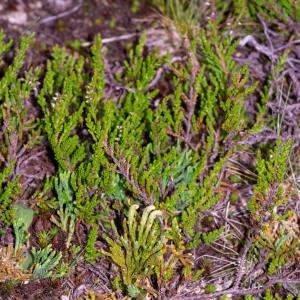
[0, 0, 151, 64]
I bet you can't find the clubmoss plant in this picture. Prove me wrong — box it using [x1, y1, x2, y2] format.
[85, 225, 100, 263]
[0, 33, 41, 225]
[102, 204, 164, 290]
[13, 204, 34, 253]
[19, 245, 62, 280]
[248, 139, 292, 219]
[49, 172, 76, 249]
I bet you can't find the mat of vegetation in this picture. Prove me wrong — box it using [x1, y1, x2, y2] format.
[0, 1, 299, 299]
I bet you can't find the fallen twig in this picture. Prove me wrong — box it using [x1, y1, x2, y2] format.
[39, 1, 82, 24]
[171, 277, 300, 299]
[239, 35, 278, 61]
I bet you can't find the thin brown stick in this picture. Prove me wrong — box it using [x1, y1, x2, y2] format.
[258, 16, 275, 63]
[39, 1, 82, 24]
[171, 277, 300, 300]
[239, 35, 278, 61]
[233, 233, 254, 288]
[182, 37, 200, 144]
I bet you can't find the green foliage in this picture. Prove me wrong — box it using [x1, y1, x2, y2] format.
[53, 261, 74, 279]
[205, 0, 300, 26]
[30, 29, 266, 292]
[27, 245, 62, 279]
[151, 0, 201, 35]
[38, 46, 86, 172]
[50, 172, 76, 249]
[248, 0, 300, 24]
[264, 289, 275, 300]
[0, 32, 64, 282]
[205, 283, 217, 293]
[0, 13, 294, 296]
[201, 227, 224, 245]
[71, 36, 108, 224]
[38, 36, 107, 225]
[0, 165, 19, 225]
[254, 211, 299, 276]
[248, 139, 298, 278]
[85, 225, 100, 263]
[248, 139, 292, 218]
[37, 228, 58, 248]
[127, 284, 144, 298]
[33, 29, 260, 256]
[131, 0, 141, 13]
[102, 204, 164, 288]
[13, 204, 34, 252]
[152, 0, 300, 32]
[0, 33, 40, 225]
[92, 28, 257, 248]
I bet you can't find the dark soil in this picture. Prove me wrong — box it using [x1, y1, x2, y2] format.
[0, 0, 151, 64]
